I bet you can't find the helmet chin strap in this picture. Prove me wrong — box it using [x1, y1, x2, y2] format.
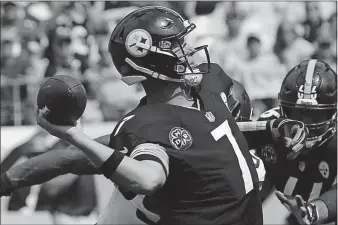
[125, 58, 203, 87]
[125, 58, 184, 83]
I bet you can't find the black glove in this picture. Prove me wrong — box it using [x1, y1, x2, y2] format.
[0, 173, 13, 197]
[269, 118, 307, 160]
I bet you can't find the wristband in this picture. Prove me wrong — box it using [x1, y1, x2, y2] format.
[99, 150, 125, 179]
[315, 185, 337, 223]
[307, 203, 319, 224]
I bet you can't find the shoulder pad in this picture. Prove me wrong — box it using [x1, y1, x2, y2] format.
[200, 63, 233, 96]
[109, 104, 181, 150]
[258, 107, 281, 121]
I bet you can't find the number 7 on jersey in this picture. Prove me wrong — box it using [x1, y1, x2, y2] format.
[211, 120, 254, 194]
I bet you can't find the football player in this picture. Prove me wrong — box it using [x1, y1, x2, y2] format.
[1, 79, 265, 225]
[256, 59, 337, 225]
[2, 6, 305, 225]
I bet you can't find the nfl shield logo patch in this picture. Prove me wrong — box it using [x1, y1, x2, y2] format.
[205, 112, 215, 122]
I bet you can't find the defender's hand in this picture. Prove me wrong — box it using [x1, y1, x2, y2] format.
[36, 109, 81, 141]
[269, 118, 307, 160]
[275, 191, 318, 225]
[0, 173, 13, 197]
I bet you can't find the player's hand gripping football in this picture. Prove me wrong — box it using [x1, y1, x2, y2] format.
[275, 191, 319, 225]
[269, 118, 308, 160]
[36, 108, 82, 141]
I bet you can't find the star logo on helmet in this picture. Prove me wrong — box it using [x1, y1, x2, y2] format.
[136, 37, 148, 52]
[125, 29, 152, 57]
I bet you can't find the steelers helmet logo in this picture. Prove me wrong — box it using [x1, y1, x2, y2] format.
[169, 127, 192, 150]
[125, 29, 152, 57]
[318, 161, 329, 179]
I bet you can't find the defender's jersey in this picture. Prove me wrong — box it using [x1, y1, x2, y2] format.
[108, 64, 262, 225]
[257, 107, 337, 202]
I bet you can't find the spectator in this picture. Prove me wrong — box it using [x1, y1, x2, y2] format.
[222, 2, 248, 57]
[328, 12, 337, 59]
[206, 3, 248, 80]
[311, 32, 337, 71]
[273, 20, 314, 70]
[303, 2, 324, 43]
[1, 2, 22, 28]
[43, 25, 75, 78]
[184, 1, 220, 48]
[1, 31, 32, 108]
[241, 33, 286, 119]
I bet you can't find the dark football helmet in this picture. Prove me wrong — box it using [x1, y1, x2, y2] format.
[278, 59, 337, 147]
[229, 80, 253, 122]
[108, 6, 210, 85]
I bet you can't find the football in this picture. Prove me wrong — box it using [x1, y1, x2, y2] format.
[37, 75, 87, 125]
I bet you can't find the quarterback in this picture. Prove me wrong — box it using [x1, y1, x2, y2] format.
[1, 80, 266, 225]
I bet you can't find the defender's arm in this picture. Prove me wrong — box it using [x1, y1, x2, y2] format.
[0, 135, 110, 196]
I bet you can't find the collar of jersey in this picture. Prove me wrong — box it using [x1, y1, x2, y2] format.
[137, 95, 202, 111]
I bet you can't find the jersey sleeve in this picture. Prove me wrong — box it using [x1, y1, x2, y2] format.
[241, 107, 281, 150]
[108, 113, 170, 177]
[214, 63, 233, 95]
[199, 63, 233, 97]
[130, 143, 169, 177]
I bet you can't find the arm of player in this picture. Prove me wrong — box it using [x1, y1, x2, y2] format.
[68, 130, 168, 195]
[237, 119, 307, 160]
[237, 121, 270, 149]
[309, 182, 337, 224]
[0, 135, 110, 197]
[276, 181, 337, 225]
[36, 111, 168, 195]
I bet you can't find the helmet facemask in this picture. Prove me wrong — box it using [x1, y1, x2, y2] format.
[123, 19, 211, 86]
[280, 103, 337, 148]
[278, 59, 337, 149]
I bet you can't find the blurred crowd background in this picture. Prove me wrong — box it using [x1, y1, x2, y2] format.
[1, 1, 337, 126]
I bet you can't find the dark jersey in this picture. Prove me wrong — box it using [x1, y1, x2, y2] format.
[257, 107, 337, 202]
[108, 64, 263, 225]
